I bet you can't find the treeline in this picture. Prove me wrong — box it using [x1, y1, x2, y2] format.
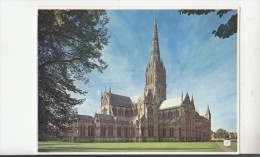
[212, 128, 237, 139]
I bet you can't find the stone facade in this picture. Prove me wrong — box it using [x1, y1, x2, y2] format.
[72, 16, 211, 142]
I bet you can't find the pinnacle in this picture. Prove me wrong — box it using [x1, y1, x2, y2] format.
[150, 14, 160, 63]
[206, 105, 211, 114]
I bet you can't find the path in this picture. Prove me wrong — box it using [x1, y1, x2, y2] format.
[216, 141, 235, 152]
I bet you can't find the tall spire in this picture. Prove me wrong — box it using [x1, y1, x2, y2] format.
[150, 14, 160, 63]
[145, 14, 166, 103]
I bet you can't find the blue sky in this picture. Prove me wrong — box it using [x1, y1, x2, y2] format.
[75, 10, 237, 132]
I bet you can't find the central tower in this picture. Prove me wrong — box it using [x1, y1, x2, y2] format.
[145, 15, 166, 104]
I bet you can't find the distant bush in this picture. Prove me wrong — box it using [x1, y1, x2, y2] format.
[215, 128, 229, 139]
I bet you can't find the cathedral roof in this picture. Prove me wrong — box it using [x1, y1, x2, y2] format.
[109, 93, 144, 106]
[159, 97, 182, 110]
[94, 113, 139, 123]
[78, 115, 94, 120]
[95, 113, 115, 121]
[115, 115, 138, 122]
[110, 93, 133, 106]
[195, 111, 200, 118]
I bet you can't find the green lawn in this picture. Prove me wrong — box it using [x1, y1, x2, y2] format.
[229, 141, 237, 151]
[39, 141, 223, 152]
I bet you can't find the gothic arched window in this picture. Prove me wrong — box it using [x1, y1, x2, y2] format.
[80, 125, 82, 137]
[163, 112, 166, 118]
[119, 108, 123, 116]
[163, 128, 166, 137]
[130, 109, 133, 116]
[101, 126, 104, 137]
[186, 111, 190, 118]
[168, 111, 173, 118]
[121, 109, 123, 116]
[117, 126, 121, 137]
[108, 126, 113, 137]
[132, 127, 135, 137]
[88, 126, 91, 137]
[177, 110, 180, 117]
[125, 109, 128, 117]
[179, 127, 182, 140]
[148, 106, 153, 117]
[102, 107, 107, 115]
[112, 107, 117, 116]
[148, 124, 153, 137]
[169, 127, 174, 137]
[141, 127, 144, 137]
[104, 126, 106, 137]
[83, 125, 85, 136]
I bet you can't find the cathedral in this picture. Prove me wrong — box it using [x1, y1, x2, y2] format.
[72, 16, 211, 142]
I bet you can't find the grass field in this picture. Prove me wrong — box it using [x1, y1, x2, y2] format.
[38, 141, 223, 152]
[230, 141, 237, 151]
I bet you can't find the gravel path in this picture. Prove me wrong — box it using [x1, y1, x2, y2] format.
[216, 141, 235, 152]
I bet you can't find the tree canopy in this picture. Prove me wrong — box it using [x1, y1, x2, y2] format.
[215, 128, 229, 139]
[179, 9, 237, 39]
[38, 10, 110, 139]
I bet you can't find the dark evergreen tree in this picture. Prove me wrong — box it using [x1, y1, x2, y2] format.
[38, 10, 110, 139]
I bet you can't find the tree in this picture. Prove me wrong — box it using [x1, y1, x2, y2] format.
[38, 10, 110, 139]
[179, 9, 237, 39]
[215, 128, 229, 139]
